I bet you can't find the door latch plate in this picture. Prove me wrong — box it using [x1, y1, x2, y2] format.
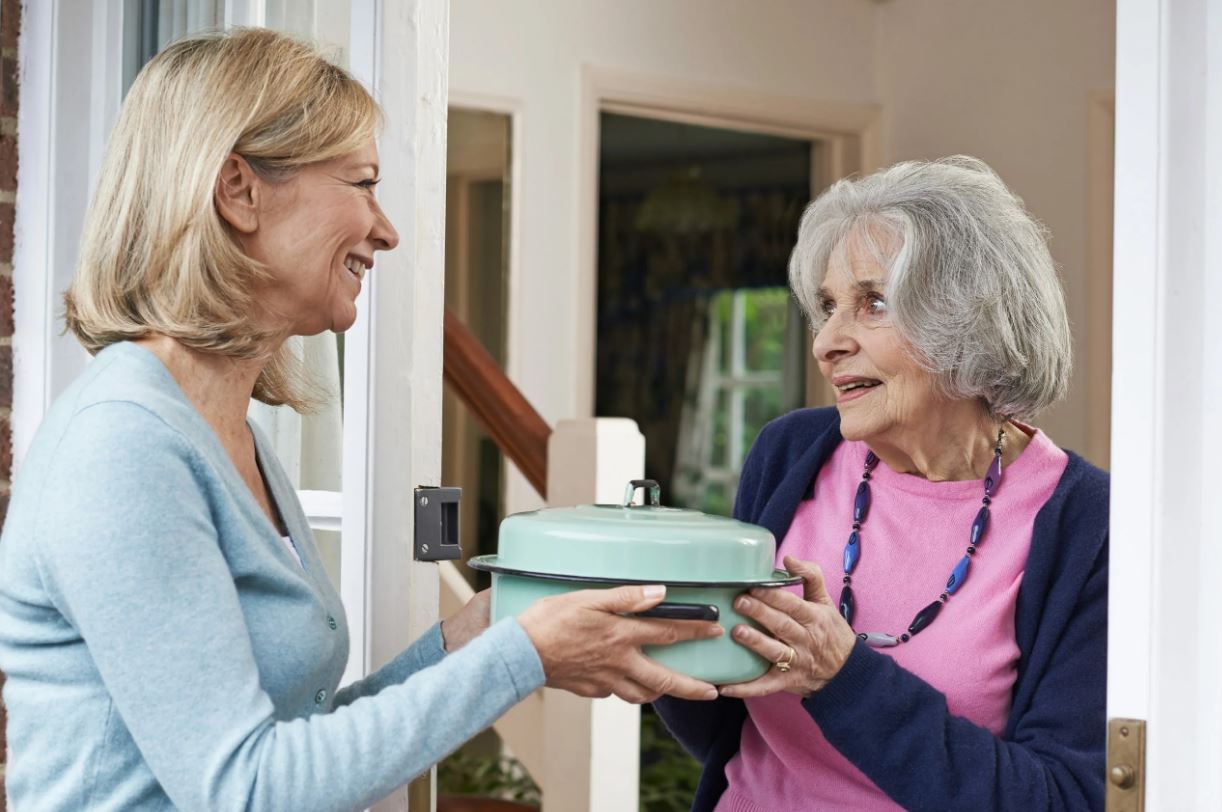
[413, 487, 461, 562]
[1106, 718, 1145, 812]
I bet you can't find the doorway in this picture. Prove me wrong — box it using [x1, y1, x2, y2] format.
[595, 111, 819, 517]
[442, 107, 512, 589]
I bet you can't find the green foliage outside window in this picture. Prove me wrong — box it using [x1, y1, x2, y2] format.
[698, 287, 793, 516]
[640, 709, 703, 812]
[740, 287, 789, 375]
[437, 750, 541, 806]
[436, 710, 702, 811]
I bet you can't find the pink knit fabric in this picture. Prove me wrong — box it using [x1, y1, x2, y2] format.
[716, 428, 1068, 811]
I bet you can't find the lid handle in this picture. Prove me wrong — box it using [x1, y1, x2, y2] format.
[622, 479, 661, 508]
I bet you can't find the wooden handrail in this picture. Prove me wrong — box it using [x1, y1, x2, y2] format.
[442, 308, 552, 498]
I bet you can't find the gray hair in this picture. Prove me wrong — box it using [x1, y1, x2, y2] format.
[789, 155, 1071, 419]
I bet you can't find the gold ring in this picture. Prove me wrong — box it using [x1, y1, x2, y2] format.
[775, 645, 796, 673]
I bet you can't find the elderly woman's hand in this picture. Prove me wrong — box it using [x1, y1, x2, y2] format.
[519, 585, 723, 704]
[718, 556, 858, 698]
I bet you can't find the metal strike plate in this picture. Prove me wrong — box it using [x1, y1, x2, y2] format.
[1106, 718, 1145, 812]
[413, 487, 462, 562]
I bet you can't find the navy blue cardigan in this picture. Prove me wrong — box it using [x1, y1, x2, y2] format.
[654, 408, 1109, 811]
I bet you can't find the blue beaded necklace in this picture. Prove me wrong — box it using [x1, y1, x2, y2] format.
[839, 428, 1005, 648]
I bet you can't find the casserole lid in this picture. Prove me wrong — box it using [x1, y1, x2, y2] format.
[469, 480, 799, 587]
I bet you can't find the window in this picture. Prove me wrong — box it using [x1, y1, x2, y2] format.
[595, 112, 814, 517]
[121, 0, 225, 93]
[674, 288, 797, 516]
[116, 0, 355, 593]
[20, 0, 446, 713]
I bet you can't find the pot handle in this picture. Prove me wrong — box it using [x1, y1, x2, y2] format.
[623, 479, 662, 507]
[634, 602, 720, 622]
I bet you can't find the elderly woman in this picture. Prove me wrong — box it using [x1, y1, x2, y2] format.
[0, 29, 722, 812]
[655, 157, 1108, 811]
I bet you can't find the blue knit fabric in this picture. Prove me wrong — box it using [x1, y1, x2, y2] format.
[0, 342, 545, 811]
[655, 407, 1109, 811]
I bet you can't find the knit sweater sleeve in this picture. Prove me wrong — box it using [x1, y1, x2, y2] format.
[332, 623, 448, 707]
[34, 401, 545, 812]
[802, 531, 1108, 811]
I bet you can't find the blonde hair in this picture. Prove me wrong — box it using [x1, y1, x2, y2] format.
[64, 27, 382, 410]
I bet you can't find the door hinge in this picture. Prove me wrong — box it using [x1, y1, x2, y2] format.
[1106, 718, 1146, 812]
[413, 486, 462, 562]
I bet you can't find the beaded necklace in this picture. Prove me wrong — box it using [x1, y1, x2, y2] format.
[839, 428, 1006, 648]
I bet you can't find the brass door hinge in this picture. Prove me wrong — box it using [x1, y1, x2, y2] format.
[1106, 718, 1146, 812]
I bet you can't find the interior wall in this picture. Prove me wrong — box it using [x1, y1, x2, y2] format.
[449, 0, 877, 512]
[449, 0, 1116, 512]
[874, 0, 1116, 463]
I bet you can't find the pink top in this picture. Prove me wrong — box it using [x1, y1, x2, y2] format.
[717, 428, 1068, 812]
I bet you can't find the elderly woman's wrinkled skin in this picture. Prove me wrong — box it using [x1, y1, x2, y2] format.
[811, 228, 1030, 483]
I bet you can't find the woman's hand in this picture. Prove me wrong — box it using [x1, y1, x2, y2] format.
[441, 589, 492, 653]
[518, 584, 723, 704]
[719, 556, 858, 699]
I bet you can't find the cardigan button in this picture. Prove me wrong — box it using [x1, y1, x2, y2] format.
[315, 689, 327, 705]
[327, 615, 337, 631]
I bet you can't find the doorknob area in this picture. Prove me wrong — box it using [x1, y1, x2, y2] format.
[1106, 718, 1145, 812]
[1109, 764, 1135, 790]
[413, 487, 462, 562]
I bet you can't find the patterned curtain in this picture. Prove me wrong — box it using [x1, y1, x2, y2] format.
[595, 187, 808, 502]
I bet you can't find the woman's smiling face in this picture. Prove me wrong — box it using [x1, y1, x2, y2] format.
[811, 227, 946, 443]
[242, 138, 399, 336]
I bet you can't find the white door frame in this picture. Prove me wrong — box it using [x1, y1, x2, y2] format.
[346, 0, 448, 689]
[1110, 0, 1222, 808]
[349, 4, 450, 808]
[1085, 91, 1115, 471]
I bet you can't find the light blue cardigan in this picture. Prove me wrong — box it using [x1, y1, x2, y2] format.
[0, 341, 545, 810]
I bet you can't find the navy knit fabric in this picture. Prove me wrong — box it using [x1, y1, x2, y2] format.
[654, 407, 1108, 811]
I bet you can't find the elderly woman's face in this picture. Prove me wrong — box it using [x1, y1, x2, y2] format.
[812, 230, 943, 443]
[242, 138, 399, 335]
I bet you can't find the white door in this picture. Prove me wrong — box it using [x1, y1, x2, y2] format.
[1109, 0, 1222, 808]
[14, 2, 449, 809]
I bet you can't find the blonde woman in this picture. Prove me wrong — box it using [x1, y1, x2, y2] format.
[0, 29, 721, 811]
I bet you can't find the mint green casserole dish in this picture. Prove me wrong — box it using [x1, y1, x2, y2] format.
[467, 480, 801, 685]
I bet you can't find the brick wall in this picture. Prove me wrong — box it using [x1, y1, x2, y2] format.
[0, 0, 18, 805]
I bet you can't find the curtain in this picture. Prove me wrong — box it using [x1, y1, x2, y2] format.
[595, 187, 808, 504]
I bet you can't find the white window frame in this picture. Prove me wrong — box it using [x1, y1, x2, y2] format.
[14, 0, 447, 723]
[687, 288, 787, 505]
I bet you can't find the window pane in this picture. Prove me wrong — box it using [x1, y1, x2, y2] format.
[299, 335, 344, 491]
[714, 291, 733, 376]
[265, 0, 352, 66]
[743, 288, 790, 372]
[122, 0, 224, 93]
[117, 2, 356, 597]
[701, 481, 731, 518]
[264, 0, 317, 37]
[710, 388, 729, 468]
[313, 529, 342, 592]
[247, 335, 344, 493]
[742, 387, 782, 469]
